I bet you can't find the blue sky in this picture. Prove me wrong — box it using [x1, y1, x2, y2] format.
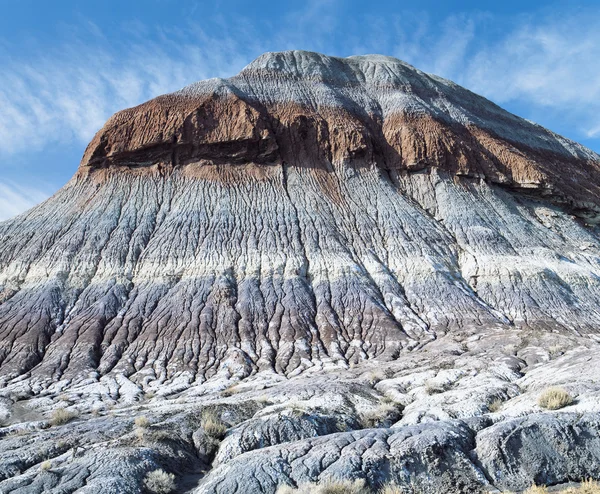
[1, 0, 599, 219]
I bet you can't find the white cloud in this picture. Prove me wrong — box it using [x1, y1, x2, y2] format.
[462, 13, 600, 126]
[382, 10, 600, 144]
[0, 29, 252, 157]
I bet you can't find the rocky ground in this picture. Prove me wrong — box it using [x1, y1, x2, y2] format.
[0, 327, 598, 493]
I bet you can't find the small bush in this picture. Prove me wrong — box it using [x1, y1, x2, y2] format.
[320, 480, 369, 494]
[380, 395, 395, 405]
[201, 409, 227, 439]
[578, 478, 600, 493]
[277, 479, 369, 494]
[523, 485, 548, 494]
[143, 469, 176, 494]
[538, 387, 573, 410]
[359, 404, 401, 429]
[379, 483, 403, 494]
[488, 398, 503, 413]
[144, 429, 174, 444]
[424, 381, 449, 395]
[135, 415, 150, 428]
[50, 407, 77, 426]
[364, 371, 385, 387]
[40, 460, 52, 471]
[563, 479, 600, 493]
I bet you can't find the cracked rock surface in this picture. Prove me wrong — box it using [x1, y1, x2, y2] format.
[0, 50, 600, 492]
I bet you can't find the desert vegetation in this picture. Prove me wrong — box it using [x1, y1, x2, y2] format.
[359, 404, 402, 429]
[488, 398, 504, 412]
[277, 480, 422, 494]
[538, 387, 574, 410]
[277, 479, 369, 494]
[134, 415, 150, 428]
[143, 468, 176, 494]
[49, 407, 77, 426]
[521, 479, 600, 493]
[201, 409, 227, 439]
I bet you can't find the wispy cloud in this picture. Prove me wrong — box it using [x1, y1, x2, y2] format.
[375, 10, 600, 144]
[460, 12, 600, 140]
[0, 4, 599, 220]
[0, 26, 252, 157]
[0, 181, 50, 221]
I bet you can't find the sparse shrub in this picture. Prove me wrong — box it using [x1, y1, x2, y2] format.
[276, 479, 369, 494]
[359, 404, 401, 429]
[277, 485, 299, 494]
[50, 407, 77, 426]
[144, 429, 175, 444]
[364, 371, 385, 387]
[488, 398, 503, 413]
[523, 485, 548, 494]
[287, 402, 307, 417]
[320, 479, 369, 494]
[379, 483, 404, 494]
[424, 381, 449, 395]
[40, 460, 52, 471]
[256, 394, 271, 405]
[201, 409, 227, 439]
[135, 427, 146, 441]
[437, 359, 456, 370]
[548, 345, 564, 358]
[135, 415, 150, 428]
[562, 479, 600, 493]
[537, 387, 573, 410]
[384, 368, 395, 379]
[143, 468, 176, 494]
[578, 478, 600, 493]
[381, 395, 395, 405]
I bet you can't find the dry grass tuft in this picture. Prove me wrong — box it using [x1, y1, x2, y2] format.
[201, 409, 227, 439]
[562, 479, 600, 493]
[488, 398, 504, 413]
[424, 381, 449, 395]
[522, 485, 548, 494]
[134, 415, 150, 428]
[578, 478, 600, 493]
[40, 460, 52, 471]
[359, 404, 400, 429]
[277, 479, 369, 494]
[379, 483, 404, 494]
[537, 387, 573, 410]
[50, 407, 77, 426]
[364, 371, 385, 387]
[143, 469, 176, 494]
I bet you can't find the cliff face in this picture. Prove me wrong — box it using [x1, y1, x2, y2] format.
[81, 51, 600, 214]
[1, 51, 600, 388]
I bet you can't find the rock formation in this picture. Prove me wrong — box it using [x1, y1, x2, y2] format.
[0, 51, 599, 493]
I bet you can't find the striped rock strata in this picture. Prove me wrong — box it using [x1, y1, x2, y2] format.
[1, 51, 600, 390]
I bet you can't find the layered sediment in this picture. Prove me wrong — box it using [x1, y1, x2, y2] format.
[0, 51, 600, 493]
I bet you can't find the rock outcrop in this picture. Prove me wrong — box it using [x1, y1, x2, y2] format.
[0, 50, 600, 493]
